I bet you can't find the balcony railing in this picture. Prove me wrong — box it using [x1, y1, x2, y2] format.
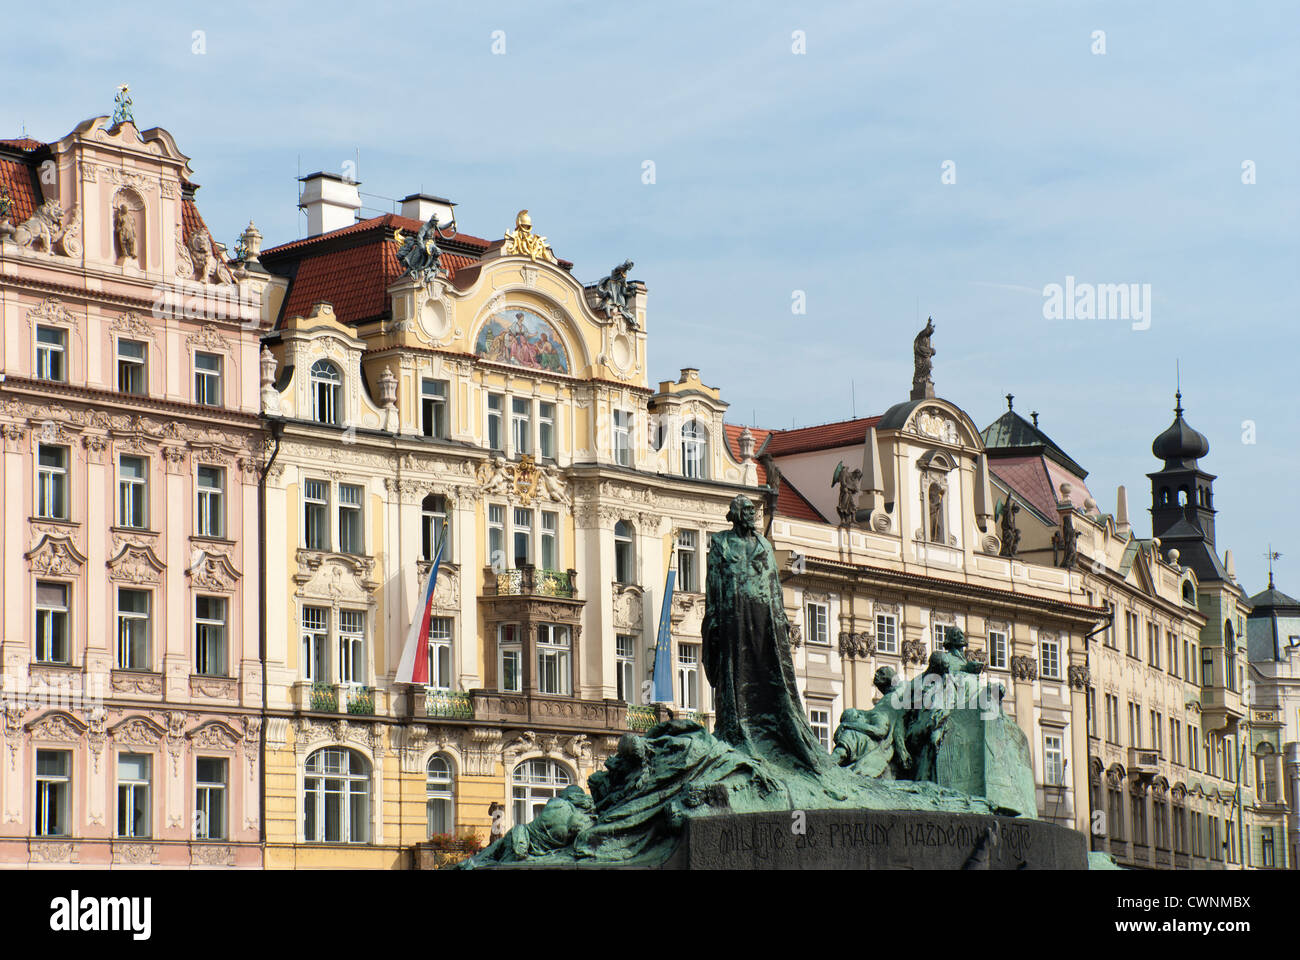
[492, 565, 577, 599]
[345, 685, 375, 716]
[626, 704, 658, 733]
[425, 689, 474, 720]
[305, 682, 374, 715]
[310, 681, 338, 712]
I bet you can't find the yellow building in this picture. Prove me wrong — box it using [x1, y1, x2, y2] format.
[253, 184, 761, 867]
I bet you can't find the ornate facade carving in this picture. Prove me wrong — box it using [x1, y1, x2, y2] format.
[24, 535, 87, 576]
[1010, 655, 1039, 682]
[838, 631, 874, 659]
[901, 638, 928, 665]
[1067, 664, 1091, 691]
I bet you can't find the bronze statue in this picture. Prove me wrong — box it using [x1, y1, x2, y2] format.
[912, 317, 936, 397]
[998, 497, 1021, 558]
[1053, 513, 1079, 569]
[595, 260, 636, 327]
[831, 666, 912, 779]
[394, 212, 455, 285]
[831, 461, 861, 525]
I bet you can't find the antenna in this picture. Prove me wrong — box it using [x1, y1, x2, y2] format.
[851, 379, 856, 419]
[296, 154, 302, 239]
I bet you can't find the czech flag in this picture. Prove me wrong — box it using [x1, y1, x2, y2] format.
[395, 523, 447, 685]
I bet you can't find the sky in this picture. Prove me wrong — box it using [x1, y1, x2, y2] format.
[4, 0, 1297, 594]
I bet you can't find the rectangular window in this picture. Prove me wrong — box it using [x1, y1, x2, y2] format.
[119, 455, 147, 528]
[35, 581, 70, 664]
[36, 445, 69, 520]
[116, 588, 150, 671]
[35, 325, 67, 382]
[338, 610, 365, 685]
[511, 397, 532, 456]
[428, 617, 453, 690]
[677, 530, 698, 592]
[1148, 622, 1160, 668]
[932, 623, 948, 650]
[1105, 694, 1120, 744]
[1171, 719, 1181, 765]
[421, 378, 449, 439]
[338, 483, 363, 555]
[1167, 631, 1178, 675]
[613, 410, 632, 467]
[1102, 600, 1116, 649]
[1043, 734, 1065, 785]
[35, 750, 71, 837]
[1262, 827, 1275, 867]
[421, 495, 450, 561]
[512, 507, 532, 567]
[541, 511, 558, 571]
[488, 504, 506, 572]
[117, 339, 147, 395]
[1128, 701, 1141, 748]
[616, 635, 637, 703]
[805, 602, 829, 645]
[1086, 688, 1096, 738]
[195, 757, 227, 841]
[1189, 726, 1200, 772]
[677, 642, 700, 710]
[1126, 611, 1139, 657]
[195, 596, 227, 676]
[876, 613, 898, 654]
[1040, 637, 1061, 680]
[195, 352, 223, 406]
[197, 465, 224, 538]
[487, 393, 504, 451]
[987, 630, 1008, 669]
[809, 708, 832, 751]
[304, 479, 329, 550]
[1151, 712, 1164, 756]
[538, 401, 555, 461]
[116, 753, 151, 839]
[537, 624, 571, 696]
[1201, 647, 1214, 687]
[302, 606, 328, 682]
[499, 624, 522, 693]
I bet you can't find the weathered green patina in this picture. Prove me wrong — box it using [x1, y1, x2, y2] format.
[459, 496, 1038, 868]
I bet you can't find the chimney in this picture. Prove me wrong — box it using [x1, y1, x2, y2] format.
[400, 193, 456, 227]
[299, 172, 361, 237]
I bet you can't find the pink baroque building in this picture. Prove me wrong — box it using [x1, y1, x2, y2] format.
[0, 116, 273, 867]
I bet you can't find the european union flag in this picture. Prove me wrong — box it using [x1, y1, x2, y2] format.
[651, 569, 676, 703]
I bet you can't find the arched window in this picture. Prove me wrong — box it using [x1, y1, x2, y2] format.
[1177, 486, 1189, 507]
[310, 360, 341, 425]
[1160, 487, 1170, 507]
[426, 754, 455, 837]
[614, 520, 635, 585]
[421, 494, 450, 560]
[304, 747, 369, 843]
[1182, 581, 1195, 605]
[681, 421, 708, 479]
[511, 758, 572, 826]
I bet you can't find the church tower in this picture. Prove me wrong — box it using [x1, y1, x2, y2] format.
[1147, 391, 1227, 581]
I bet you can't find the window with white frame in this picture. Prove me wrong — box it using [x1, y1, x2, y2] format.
[338, 483, 364, 555]
[613, 410, 633, 467]
[35, 581, 70, 664]
[1040, 635, 1061, 680]
[537, 624, 571, 695]
[117, 339, 147, 395]
[805, 601, 830, 645]
[195, 595, 227, 676]
[118, 455, 147, 528]
[35, 325, 67, 381]
[421, 494, 450, 560]
[809, 707, 832, 751]
[488, 504, 506, 572]
[511, 758, 572, 825]
[614, 521, 635, 585]
[511, 397, 532, 456]
[36, 445, 69, 520]
[195, 352, 222, 406]
[540, 511, 559, 571]
[512, 507, 532, 566]
[427, 617, 453, 690]
[304, 479, 330, 550]
[338, 610, 366, 686]
[498, 624, 522, 693]
[486, 393, 504, 451]
[310, 359, 341, 426]
[426, 754, 454, 836]
[304, 747, 369, 843]
[35, 750, 71, 836]
[116, 753, 151, 838]
[195, 757, 227, 840]
[302, 606, 328, 682]
[932, 622, 949, 650]
[988, 629, 1008, 669]
[421, 378, 449, 439]
[1043, 733, 1065, 786]
[875, 612, 898, 654]
[616, 635, 637, 703]
[677, 642, 700, 710]
[116, 587, 150, 671]
[681, 420, 707, 479]
[539, 401, 556, 461]
[677, 530, 698, 592]
[196, 465, 224, 538]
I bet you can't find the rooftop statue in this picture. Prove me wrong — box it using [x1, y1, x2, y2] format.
[394, 212, 455, 285]
[832, 460, 862, 525]
[595, 260, 637, 327]
[459, 497, 1037, 869]
[502, 209, 557, 263]
[911, 316, 936, 399]
[998, 497, 1021, 558]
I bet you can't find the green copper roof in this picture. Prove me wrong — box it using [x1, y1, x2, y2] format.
[981, 409, 1088, 478]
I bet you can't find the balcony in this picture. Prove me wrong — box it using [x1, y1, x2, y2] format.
[424, 689, 474, 720]
[294, 681, 378, 716]
[1128, 747, 1161, 779]
[626, 704, 660, 732]
[471, 689, 629, 733]
[1199, 684, 1245, 732]
[486, 565, 579, 599]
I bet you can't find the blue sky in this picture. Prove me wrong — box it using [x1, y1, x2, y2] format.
[5, 0, 1297, 593]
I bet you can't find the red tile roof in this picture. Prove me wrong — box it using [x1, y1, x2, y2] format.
[989, 455, 1059, 520]
[763, 416, 883, 457]
[0, 137, 46, 151]
[722, 423, 826, 523]
[179, 194, 230, 269]
[0, 155, 40, 223]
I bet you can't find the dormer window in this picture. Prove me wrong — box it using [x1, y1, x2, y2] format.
[681, 420, 707, 479]
[310, 360, 341, 425]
